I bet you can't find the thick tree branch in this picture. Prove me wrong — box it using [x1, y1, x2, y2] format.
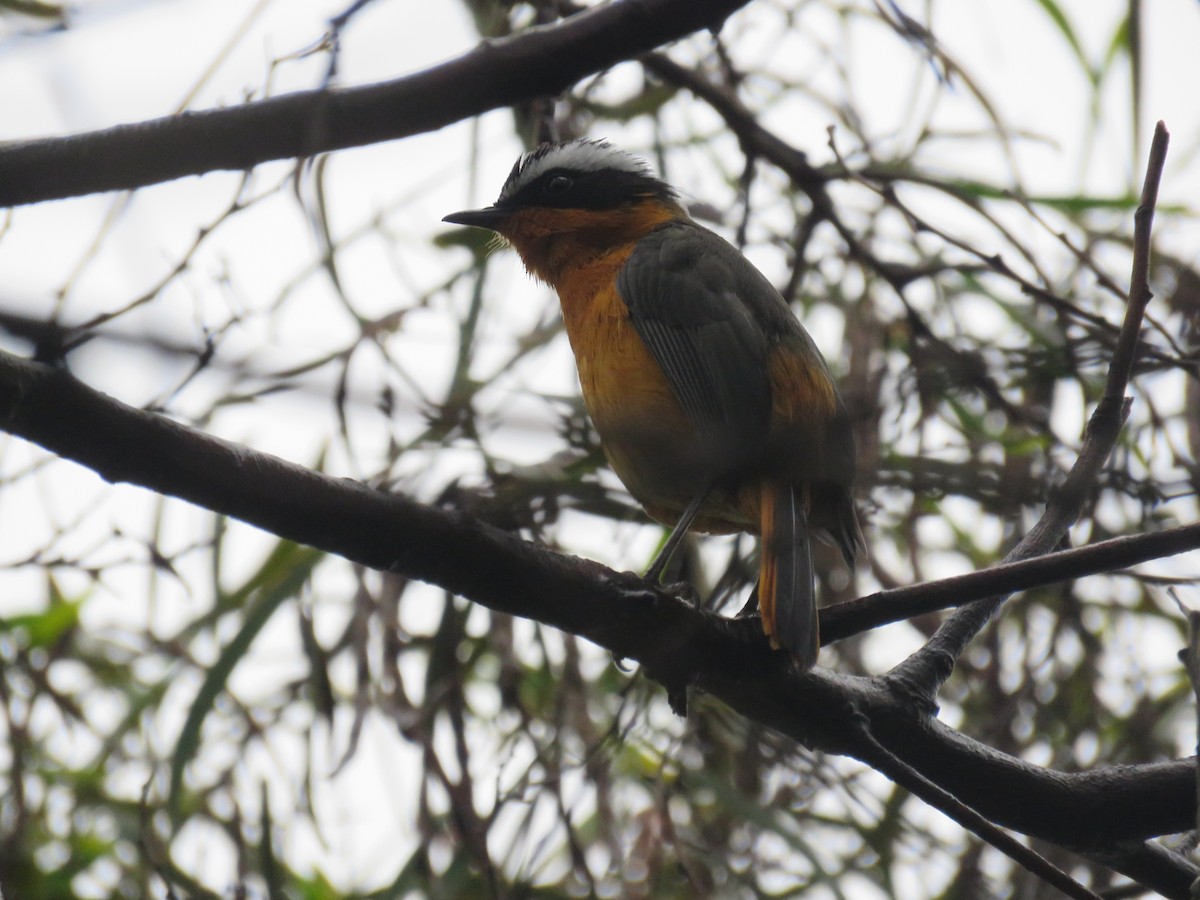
[706, 664, 1197, 895]
[0, 349, 1194, 883]
[1086, 842, 1200, 900]
[0, 0, 749, 207]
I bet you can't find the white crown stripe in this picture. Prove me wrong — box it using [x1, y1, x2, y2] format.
[499, 139, 653, 202]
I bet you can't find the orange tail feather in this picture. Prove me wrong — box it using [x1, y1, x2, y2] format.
[759, 481, 817, 668]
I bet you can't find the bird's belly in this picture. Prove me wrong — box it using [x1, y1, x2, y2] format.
[558, 283, 755, 534]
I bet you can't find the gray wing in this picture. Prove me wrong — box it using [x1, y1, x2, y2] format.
[616, 220, 784, 461]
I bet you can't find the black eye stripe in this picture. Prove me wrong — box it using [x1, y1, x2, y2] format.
[502, 168, 675, 211]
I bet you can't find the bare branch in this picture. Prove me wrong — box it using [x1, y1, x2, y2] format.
[822, 520, 1200, 643]
[0, 0, 750, 207]
[854, 730, 1104, 900]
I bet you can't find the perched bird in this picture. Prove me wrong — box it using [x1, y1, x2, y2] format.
[444, 139, 861, 668]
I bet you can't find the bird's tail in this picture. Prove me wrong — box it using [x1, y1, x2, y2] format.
[759, 480, 817, 668]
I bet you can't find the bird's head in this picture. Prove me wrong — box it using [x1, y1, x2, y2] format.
[444, 139, 685, 283]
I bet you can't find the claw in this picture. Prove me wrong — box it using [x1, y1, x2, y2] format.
[660, 580, 700, 605]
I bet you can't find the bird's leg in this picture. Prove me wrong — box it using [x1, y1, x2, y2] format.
[644, 485, 712, 584]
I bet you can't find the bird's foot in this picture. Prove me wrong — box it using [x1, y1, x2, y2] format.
[604, 570, 700, 606]
[658, 580, 700, 606]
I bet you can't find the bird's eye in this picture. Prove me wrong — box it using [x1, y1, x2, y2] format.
[545, 175, 572, 196]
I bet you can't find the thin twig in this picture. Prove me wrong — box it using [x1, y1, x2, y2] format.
[1106, 123, 1170, 402]
[821, 519, 1200, 644]
[855, 726, 1105, 900]
[889, 121, 1171, 698]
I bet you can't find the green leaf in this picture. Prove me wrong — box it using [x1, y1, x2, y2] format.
[1030, 0, 1095, 84]
[0, 0, 66, 19]
[1101, 11, 1133, 76]
[0, 577, 85, 649]
[949, 178, 1141, 213]
[434, 227, 499, 259]
[168, 541, 324, 821]
[578, 83, 680, 123]
[298, 602, 335, 723]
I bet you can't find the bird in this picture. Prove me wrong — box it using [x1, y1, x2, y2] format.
[444, 138, 862, 668]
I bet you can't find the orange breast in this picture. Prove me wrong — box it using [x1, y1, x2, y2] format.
[550, 248, 755, 533]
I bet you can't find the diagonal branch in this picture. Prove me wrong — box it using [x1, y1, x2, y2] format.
[889, 121, 1172, 697]
[0, 347, 1195, 866]
[0, 0, 750, 207]
[821, 520, 1200, 643]
[853, 728, 1103, 900]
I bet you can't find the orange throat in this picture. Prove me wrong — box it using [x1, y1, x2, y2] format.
[499, 200, 684, 288]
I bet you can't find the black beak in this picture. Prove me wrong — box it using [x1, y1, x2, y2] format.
[443, 206, 509, 230]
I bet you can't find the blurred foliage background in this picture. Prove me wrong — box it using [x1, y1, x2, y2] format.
[0, 0, 1198, 897]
